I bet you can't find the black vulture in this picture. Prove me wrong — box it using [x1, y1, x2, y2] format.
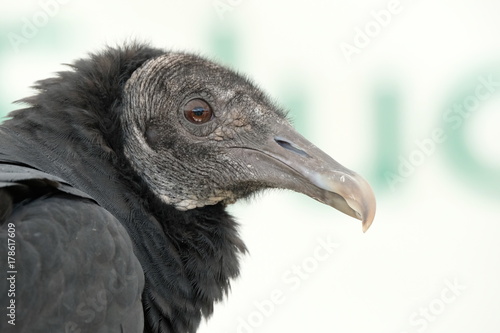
[0, 44, 376, 333]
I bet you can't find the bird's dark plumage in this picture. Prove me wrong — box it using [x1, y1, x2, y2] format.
[0, 43, 375, 332]
[0, 167, 144, 332]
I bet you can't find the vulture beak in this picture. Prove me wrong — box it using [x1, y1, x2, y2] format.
[234, 122, 376, 232]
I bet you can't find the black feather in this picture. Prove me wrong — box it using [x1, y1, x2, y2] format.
[0, 43, 247, 333]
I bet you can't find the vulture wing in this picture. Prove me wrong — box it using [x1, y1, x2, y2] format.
[0, 161, 144, 333]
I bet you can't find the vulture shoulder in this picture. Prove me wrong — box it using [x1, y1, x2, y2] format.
[0, 162, 144, 333]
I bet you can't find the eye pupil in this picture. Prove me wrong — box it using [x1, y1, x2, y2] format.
[192, 107, 205, 117]
[184, 99, 214, 124]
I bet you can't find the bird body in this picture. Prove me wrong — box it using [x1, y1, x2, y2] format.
[0, 144, 244, 333]
[0, 44, 375, 332]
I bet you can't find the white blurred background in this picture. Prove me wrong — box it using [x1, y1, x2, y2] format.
[1, 1, 499, 332]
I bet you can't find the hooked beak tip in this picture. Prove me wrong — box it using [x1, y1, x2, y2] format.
[362, 211, 375, 233]
[336, 173, 377, 233]
[356, 179, 376, 233]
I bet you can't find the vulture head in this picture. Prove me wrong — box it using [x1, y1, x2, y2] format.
[121, 52, 375, 229]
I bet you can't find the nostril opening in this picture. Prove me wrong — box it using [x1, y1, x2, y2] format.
[274, 137, 310, 158]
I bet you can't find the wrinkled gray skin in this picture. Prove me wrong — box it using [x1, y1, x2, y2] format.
[122, 53, 280, 210]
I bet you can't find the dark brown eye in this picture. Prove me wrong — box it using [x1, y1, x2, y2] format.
[183, 99, 213, 124]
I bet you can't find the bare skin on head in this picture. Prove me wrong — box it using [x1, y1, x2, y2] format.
[121, 53, 376, 231]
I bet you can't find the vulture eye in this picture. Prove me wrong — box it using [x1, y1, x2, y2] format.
[184, 99, 213, 124]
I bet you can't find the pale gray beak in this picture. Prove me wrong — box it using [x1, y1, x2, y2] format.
[231, 122, 376, 232]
